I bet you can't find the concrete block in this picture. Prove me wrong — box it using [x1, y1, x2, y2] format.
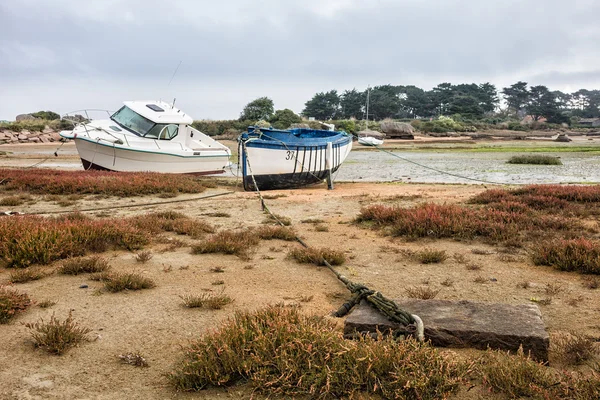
[344, 299, 549, 361]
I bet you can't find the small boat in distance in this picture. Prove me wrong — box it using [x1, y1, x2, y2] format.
[357, 86, 385, 146]
[60, 101, 231, 174]
[239, 126, 352, 191]
[358, 133, 384, 146]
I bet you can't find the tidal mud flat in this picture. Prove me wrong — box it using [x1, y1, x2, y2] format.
[1, 140, 600, 399]
[3, 136, 600, 184]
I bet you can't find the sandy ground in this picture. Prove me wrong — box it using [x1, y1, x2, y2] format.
[1, 143, 600, 399]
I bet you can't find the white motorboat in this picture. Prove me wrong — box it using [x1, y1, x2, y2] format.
[357, 87, 384, 147]
[60, 101, 231, 174]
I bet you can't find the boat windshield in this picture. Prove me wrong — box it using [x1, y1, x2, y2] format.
[111, 106, 161, 137]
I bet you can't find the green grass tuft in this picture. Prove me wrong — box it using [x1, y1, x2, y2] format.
[507, 155, 562, 165]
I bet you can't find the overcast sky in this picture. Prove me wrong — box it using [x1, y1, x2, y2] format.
[1, 0, 599, 120]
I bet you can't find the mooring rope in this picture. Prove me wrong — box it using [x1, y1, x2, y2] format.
[241, 140, 424, 341]
[21, 191, 234, 215]
[353, 133, 509, 185]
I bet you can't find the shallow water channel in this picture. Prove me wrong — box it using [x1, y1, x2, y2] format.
[5, 141, 600, 185]
[335, 150, 600, 184]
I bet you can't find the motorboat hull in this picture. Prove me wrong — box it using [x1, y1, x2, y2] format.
[240, 127, 352, 191]
[69, 135, 230, 174]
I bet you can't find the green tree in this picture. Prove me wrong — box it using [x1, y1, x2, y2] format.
[448, 95, 484, 119]
[269, 109, 302, 129]
[528, 85, 568, 123]
[398, 86, 433, 118]
[302, 90, 340, 120]
[502, 82, 530, 115]
[431, 83, 453, 115]
[571, 89, 600, 118]
[339, 88, 365, 119]
[552, 90, 571, 110]
[368, 85, 401, 120]
[239, 97, 274, 121]
[32, 111, 60, 120]
[478, 83, 499, 113]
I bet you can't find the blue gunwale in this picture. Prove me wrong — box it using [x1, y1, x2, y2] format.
[244, 126, 352, 150]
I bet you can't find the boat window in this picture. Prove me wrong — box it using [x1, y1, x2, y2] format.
[111, 106, 155, 136]
[146, 104, 164, 112]
[159, 124, 179, 140]
[144, 123, 179, 140]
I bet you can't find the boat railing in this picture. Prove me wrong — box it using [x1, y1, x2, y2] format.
[61, 109, 114, 127]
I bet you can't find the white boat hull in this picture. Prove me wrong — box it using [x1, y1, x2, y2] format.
[71, 136, 230, 174]
[241, 139, 352, 190]
[358, 136, 384, 146]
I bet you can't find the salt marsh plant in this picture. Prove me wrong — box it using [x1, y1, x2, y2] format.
[134, 250, 153, 263]
[25, 312, 91, 355]
[314, 224, 329, 232]
[531, 238, 600, 274]
[0, 169, 207, 196]
[288, 247, 346, 266]
[192, 230, 260, 260]
[551, 332, 599, 365]
[58, 256, 110, 275]
[416, 249, 447, 264]
[357, 202, 571, 242]
[405, 286, 441, 299]
[255, 226, 297, 241]
[38, 300, 57, 308]
[478, 348, 556, 398]
[0, 286, 32, 323]
[470, 184, 600, 215]
[169, 305, 466, 398]
[262, 213, 291, 226]
[9, 268, 47, 283]
[0, 215, 148, 268]
[0, 195, 25, 206]
[132, 212, 215, 238]
[180, 293, 233, 310]
[101, 272, 156, 292]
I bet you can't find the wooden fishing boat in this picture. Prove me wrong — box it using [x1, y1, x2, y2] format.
[239, 126, 352, 191]
[59, 101, 231, 174]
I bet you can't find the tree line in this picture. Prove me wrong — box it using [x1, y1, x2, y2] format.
[300, 82, 600, 123]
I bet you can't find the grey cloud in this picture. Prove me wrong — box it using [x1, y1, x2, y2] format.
[1, 0, 600, 119]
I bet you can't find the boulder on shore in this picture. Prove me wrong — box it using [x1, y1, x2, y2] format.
[357, 130, 385, 139]
[380, 120, 414, 139]
[15, 114, 38, 122]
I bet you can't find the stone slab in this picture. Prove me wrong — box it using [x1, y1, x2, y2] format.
[344, 299, 549, 362]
